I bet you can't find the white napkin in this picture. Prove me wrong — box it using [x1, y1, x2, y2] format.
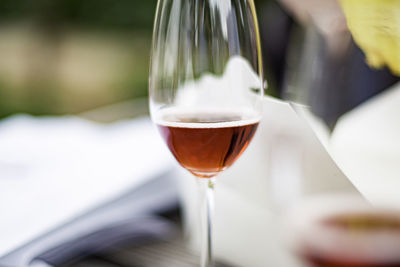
[0, 115, 173, 257]
[332, 82, 400, 206]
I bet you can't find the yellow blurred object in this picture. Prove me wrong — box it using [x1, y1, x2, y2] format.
[340, 0, 400, 75]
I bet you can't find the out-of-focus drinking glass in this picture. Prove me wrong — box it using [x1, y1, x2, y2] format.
[286, 196, 400, 267]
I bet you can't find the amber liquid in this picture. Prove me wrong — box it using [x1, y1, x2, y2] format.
[156, 112, 259, 178]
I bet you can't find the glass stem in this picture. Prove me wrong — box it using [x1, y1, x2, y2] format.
[197, 178, 215, 267]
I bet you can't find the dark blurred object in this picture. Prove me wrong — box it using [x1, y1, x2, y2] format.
[43, 216, 177, 267]
[258, 0, 293, 97]
[258, 0, 399, 129]
[0, 0, 157, 30]
[0, 170, 179, 267]
[68, 236, 234, 267]
[282, 26, 399, 130]
[285, 28, 398, 130]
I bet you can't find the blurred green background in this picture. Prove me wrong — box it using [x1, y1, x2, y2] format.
[0, 0, 157, 118]
[0, 0, 267, 118]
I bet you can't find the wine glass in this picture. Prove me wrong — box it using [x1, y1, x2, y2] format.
[149, 0, 263, 266]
